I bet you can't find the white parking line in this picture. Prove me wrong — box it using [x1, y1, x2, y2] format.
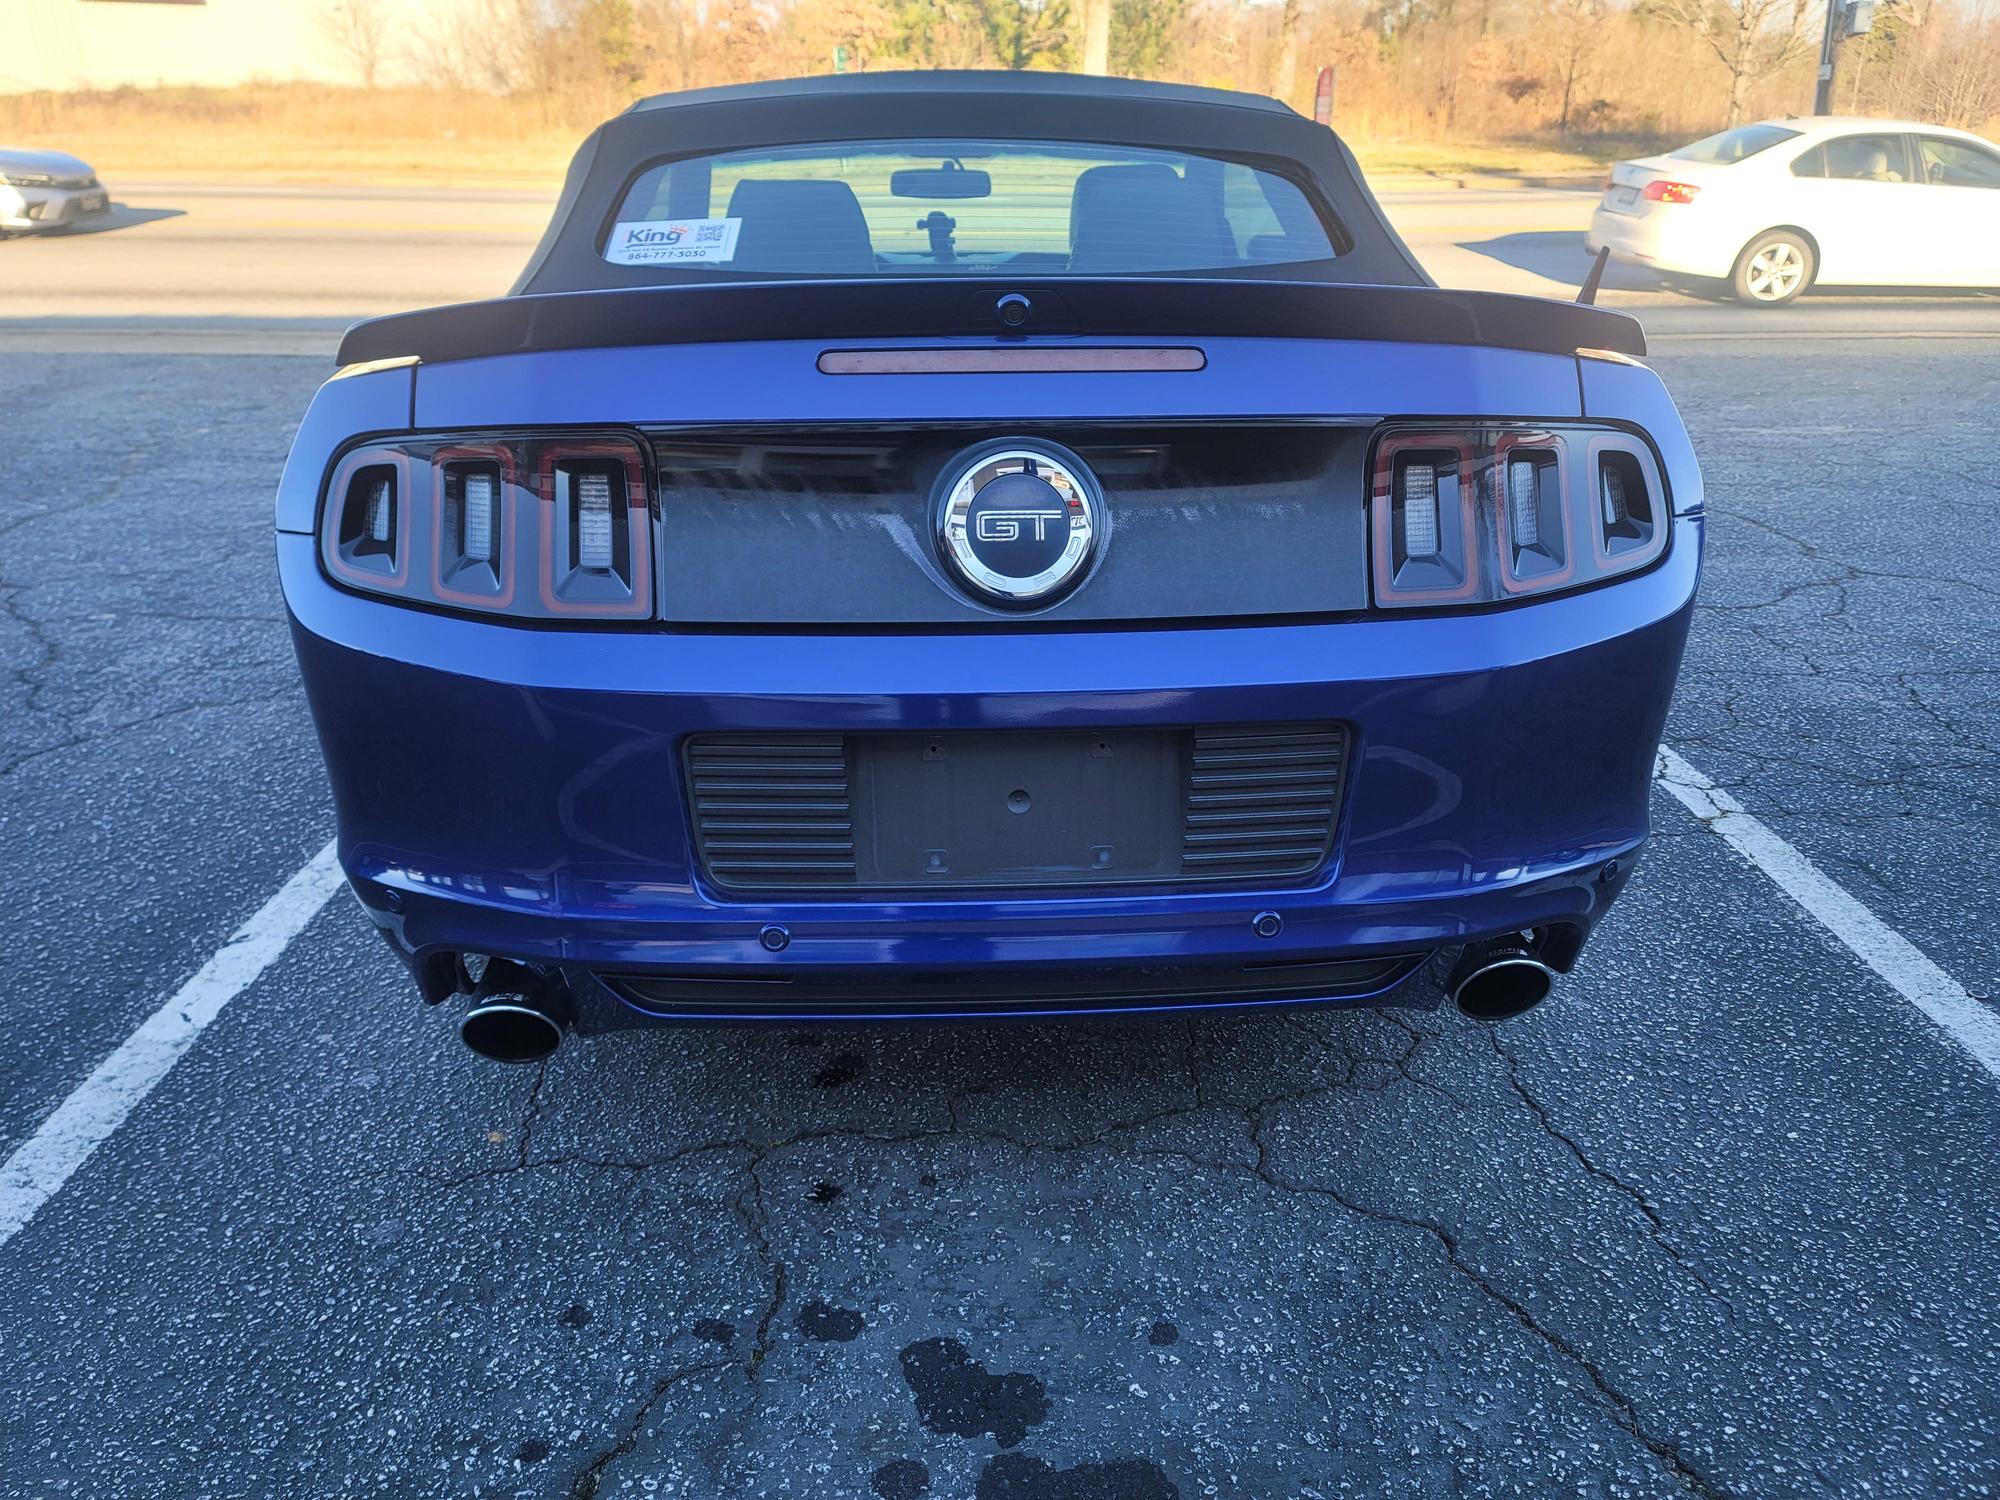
[1658, 747, 2000, 1082]
[3, 746, 1994, 1249]
[0, 840, 345, 1250]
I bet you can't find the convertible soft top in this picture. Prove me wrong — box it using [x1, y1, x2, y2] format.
[511, 70, 1429, 295]
[337, 72, 1648, 363]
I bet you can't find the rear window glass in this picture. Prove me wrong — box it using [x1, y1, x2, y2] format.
[602, 139, 1338, 278]
[1671, 124, 1802, 164]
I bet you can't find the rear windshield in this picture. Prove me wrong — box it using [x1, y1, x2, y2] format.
[601, 138, 1339, 278]
[1670, 124, 1802, 164]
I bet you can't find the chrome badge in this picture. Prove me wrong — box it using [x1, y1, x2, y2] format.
[937, 446, 1101, 607]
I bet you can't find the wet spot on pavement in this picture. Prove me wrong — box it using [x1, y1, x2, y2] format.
[796, 1300, 865, 1342]
[693, 1318, 735, 1345]
[813, 1053, 867, 1089]
[975, 1453, 1177, 1500]
[809, 1180, 844, 1205]
[557, 1304, 592, 1330]
[1147, 1320, 1178, 1347]
[871, 1457, 931, 1499]
[898, 1337, 1050, 1449]
[514, 1439, 551, 1464]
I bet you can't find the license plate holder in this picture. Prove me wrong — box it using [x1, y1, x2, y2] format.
[852, 728, 1182, 888]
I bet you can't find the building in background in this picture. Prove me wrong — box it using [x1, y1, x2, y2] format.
[4, 0, 447, 93]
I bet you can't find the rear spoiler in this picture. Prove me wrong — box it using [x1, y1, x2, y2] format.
[337, 277, 1646, 367]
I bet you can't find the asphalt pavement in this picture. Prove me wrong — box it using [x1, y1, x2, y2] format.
[1, 181, 1997, 1499]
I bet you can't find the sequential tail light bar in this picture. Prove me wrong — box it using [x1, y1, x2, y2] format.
[1370, 426, 1667, 609]
[320, 431, 653, 621]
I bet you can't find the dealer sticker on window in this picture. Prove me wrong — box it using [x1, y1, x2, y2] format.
[605, 217, 741, 265]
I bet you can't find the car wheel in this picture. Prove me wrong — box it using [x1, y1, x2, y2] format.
[1731, 232, 1814, 306]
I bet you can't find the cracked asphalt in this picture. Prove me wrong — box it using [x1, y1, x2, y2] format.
[1, 329, 1997, 1499]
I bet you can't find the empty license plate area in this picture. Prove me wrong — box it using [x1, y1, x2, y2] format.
[853, 729, 1181, 888]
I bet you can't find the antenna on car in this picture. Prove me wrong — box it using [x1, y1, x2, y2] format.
[1577, 246, 1611, 305]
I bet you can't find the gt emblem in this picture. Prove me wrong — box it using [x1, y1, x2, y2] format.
[975, 508, 1067, 544]
[937, 446, 1102, 608]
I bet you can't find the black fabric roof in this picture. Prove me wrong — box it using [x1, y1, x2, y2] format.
[627, 70, 1297, 118]
[511, 69, 1429, 295]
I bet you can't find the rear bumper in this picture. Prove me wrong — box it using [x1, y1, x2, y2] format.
[1589, 203, 1733, 280]
[281, 518, 1699, 1027]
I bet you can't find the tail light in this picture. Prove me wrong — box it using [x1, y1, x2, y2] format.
[1641, 180, 1699, 204]
[321, 432, 652, 620]
[1370, 426, 1667, 609]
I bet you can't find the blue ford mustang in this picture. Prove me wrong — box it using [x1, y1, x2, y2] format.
[279, 72, 1701, 1062]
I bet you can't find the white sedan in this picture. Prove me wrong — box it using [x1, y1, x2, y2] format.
[1587, 117, 2000, 304]
[0, 146, 111, 235]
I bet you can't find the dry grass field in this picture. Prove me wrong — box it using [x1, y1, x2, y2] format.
[0, 84, 1646, 189]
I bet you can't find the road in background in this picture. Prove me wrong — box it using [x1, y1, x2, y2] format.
[0, 182, 547, 322]
[6, 179, 1997, 343]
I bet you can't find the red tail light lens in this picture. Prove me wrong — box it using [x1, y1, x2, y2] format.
[321, 431, 654, 620]
[1642, 180, 1700, 204]
[1369, 426, 1668, 609]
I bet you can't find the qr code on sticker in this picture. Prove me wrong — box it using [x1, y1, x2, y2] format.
[695, 222, 727, 244]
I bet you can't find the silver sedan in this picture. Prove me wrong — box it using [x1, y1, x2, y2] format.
[0, 146, 110, 234]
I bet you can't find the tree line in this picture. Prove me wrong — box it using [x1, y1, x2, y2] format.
[322, 0, 2000, 142]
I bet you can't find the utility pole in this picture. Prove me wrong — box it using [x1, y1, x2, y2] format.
[1814, 0, 1876, 114]
[1813, 0, 1841, 114]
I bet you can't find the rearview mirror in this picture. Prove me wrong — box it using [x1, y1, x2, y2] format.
[890, 163, 992, 200]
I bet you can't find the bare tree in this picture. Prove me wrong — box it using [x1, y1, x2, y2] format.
[1907, 3, 2000, 126]
[1648, 0, 1815, 125]
[1549, 0, 1606, 131]
[316, 0, 394, 88]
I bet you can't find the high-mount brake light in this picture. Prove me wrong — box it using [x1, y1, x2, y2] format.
[1370, 426, 1668, 609]
[1642, 180, 1700, 204]
[319, 432, 654, 621]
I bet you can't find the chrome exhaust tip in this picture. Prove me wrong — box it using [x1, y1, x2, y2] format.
[1449, 940, 1557, 1023]
[458, 963, 571, 1063]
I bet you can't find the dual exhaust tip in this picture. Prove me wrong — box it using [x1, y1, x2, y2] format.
[454, 937, 1555, 1059]
[1448, 938, 1557, 1022]
[459, 961, 571, 1063]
